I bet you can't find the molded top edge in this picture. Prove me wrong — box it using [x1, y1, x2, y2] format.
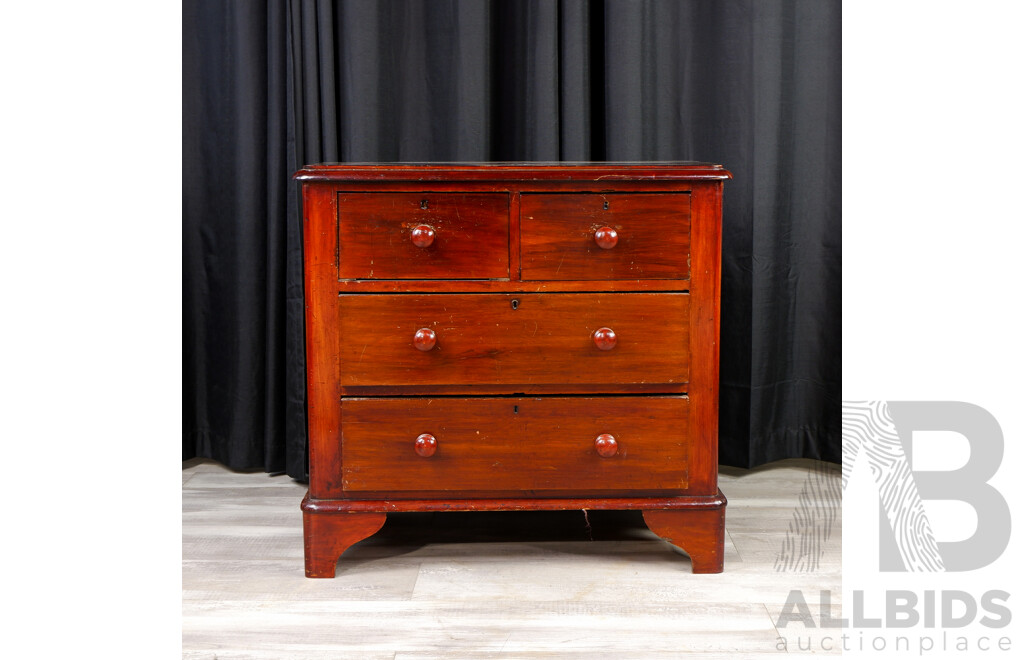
[294, 161, 732, 182]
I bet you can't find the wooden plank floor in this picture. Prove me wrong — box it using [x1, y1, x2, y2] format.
[183, 458, 841, 658]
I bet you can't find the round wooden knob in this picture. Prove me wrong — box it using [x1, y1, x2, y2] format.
[414, 433, 437, 457]
[592, 327, 617, 350]
[411, 224, 435, 248]
[413, 327, 436, 351]
[595, 433, 618, 458]
[594, 226, 618, 249]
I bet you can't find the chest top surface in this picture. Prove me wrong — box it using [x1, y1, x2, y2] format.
[294, 161, 732, 182]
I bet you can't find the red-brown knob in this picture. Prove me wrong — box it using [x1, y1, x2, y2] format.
[594, 226, 618, 249]
[415, 433, 437, 457]
[592, 327, 617, 350]
[595, 433, 618, 458]
[411, 224, 436, 248]
[413, 327, 436, 351]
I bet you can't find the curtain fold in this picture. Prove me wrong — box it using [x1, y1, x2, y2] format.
[183, 0, 842, 480]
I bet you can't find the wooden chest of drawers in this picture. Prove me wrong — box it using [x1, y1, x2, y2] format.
[295, 163, 730, 576]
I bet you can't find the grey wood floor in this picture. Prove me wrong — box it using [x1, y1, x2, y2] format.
[183, 458, 841, 658]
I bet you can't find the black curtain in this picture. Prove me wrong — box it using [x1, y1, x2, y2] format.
[183, 0, 841, 481]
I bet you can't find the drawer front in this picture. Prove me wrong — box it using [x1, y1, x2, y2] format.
[337, 292, 689, 389]
[520, 193, 690, 280]
[341, 396, 689, 493]
[337, 192, 509, 279]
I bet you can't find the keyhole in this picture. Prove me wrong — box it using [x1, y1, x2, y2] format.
[511, 299, 520, 310]
[420, 199, 429, 209]
[513, 405, 518, 414]
[603, 200, 609, 210]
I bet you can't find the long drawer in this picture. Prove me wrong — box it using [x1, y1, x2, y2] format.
[337, 292, 689, 390]
[340, 396, 689, 493]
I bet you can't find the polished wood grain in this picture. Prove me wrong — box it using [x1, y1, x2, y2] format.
[296, 163, 730, 572]
[301, 489, 725, 514]
[594, 226, 619, 249]
[509, 191, 523, 280]
[595, 433, 618, 458]
[592, 326, 617, 351]
[301, 184, 344, 500]
[337, 293, 689, 391]
[337, 192, 509, 279]
[686, 182, 724, 495]
[336, 278, 689, 293]
[295, 161, 731, 183]
[302, 507, 387, 578]
[643, 506, 726, 573]
[340, 396, 689, 493]
[409, 224, 435, 248]
[413, 433, 437, 458]
[412, 327, 436, 352]
[336, 383, 688, 397]
[520, 193, 690, 280]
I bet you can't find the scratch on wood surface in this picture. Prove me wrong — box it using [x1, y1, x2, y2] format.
[357, 343, 367, 362]
[555, 251, 567, 274]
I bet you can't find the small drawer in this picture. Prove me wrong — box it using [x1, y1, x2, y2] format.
[337, 192, 509, 279]
[341, 396, 689, 493]
[520, 193, 690, 280]
[337, 292, 689, 391]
